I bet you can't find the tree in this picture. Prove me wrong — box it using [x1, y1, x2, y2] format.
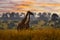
[51, 13, 59, 21]
[51, 13, 59, 27]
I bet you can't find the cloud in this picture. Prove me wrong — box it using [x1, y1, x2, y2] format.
[34, 0, 60, 3]
[0, 0, 60, 13]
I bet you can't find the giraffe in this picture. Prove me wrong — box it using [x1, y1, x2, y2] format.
[17, 11, 34, 30]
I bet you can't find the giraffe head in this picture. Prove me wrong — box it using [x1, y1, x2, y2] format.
[27, 11, 34, 16]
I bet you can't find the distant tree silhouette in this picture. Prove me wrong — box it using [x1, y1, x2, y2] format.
[51, 13, 59, 21]
[10, 12, 16, 20]
[2, 13, 9, 21]
[20, 13, 25, 17]
[51, 13, 59, 27]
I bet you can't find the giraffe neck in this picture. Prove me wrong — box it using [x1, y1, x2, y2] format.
[20, 13, 28, 24]
[25, 14, 30, 24]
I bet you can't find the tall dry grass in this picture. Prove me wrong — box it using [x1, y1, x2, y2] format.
[0, 28, 60, 40]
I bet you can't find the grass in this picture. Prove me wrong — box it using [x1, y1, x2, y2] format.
[0, 28, 60, 40]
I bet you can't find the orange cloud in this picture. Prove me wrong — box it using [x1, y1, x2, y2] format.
[1, 0, 60, 13]
[38, 3, 60, 7]
[14, 0, 60, 13]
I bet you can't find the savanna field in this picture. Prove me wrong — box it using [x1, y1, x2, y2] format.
[0, 28, 60, 40]
[0, 20, 60, 40]
[0, 9, 60, 40]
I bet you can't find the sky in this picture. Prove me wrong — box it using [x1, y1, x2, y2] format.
[0, 0, 60, 14]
